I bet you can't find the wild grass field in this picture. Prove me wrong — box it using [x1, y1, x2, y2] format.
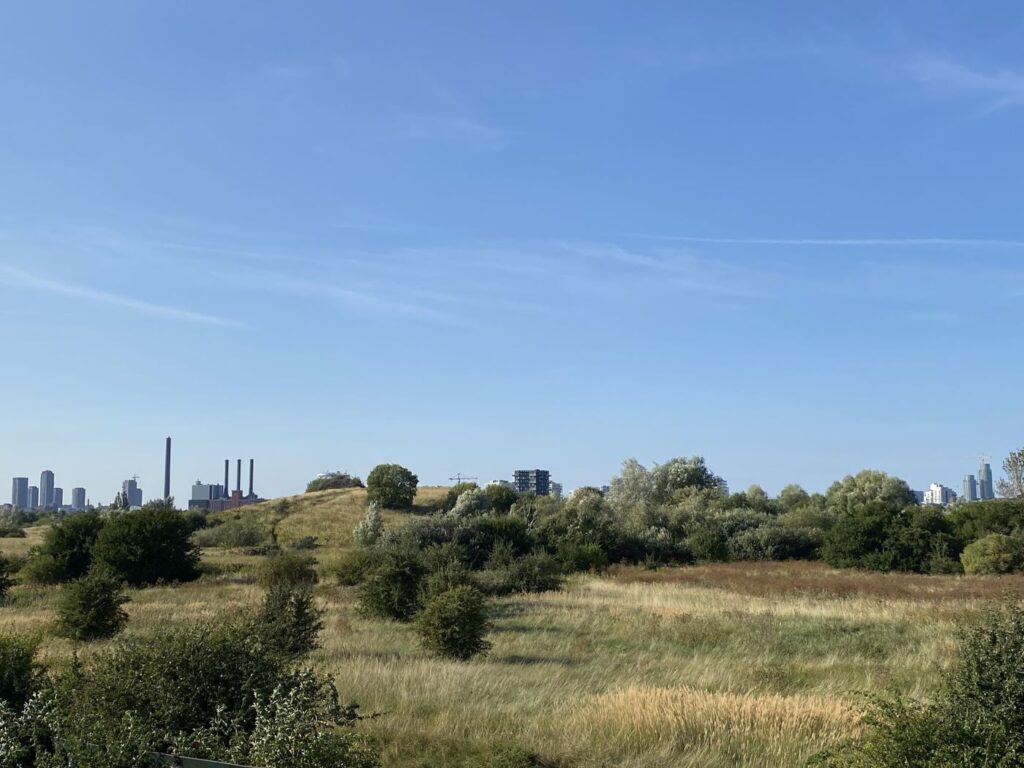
[2, 487, 1018, 767]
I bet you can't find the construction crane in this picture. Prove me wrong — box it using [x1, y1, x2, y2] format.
[449, 473, 478, 485]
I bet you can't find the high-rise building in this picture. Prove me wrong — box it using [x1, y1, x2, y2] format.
[122, 478, 143, 508]
[924, 483, 958, 506]
[28, 486, 39, 510]
[39, 470, 54, 510]
[53, 488, 63, 509]
[549, 481, 564, 500]
[188, 480, 226, 510]
[71, 487, 86, 511]
[979, 462, 995, 500]
[11, 477, 28, 510]
[963, 475, 978, 503]
[513, 469, 551, 496]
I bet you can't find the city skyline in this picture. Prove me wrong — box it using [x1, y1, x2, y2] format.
[1, 4, 1024, 496]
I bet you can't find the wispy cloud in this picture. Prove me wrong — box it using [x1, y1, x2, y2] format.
[630, 234, 1024, 247]
[906, 54, 1024, 114]
[0, 265, 242, 327]
[402, 114, 513, 152]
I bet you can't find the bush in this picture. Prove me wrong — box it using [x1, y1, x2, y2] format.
[353, 503, 384, 548]
[0, 554, 12, 602]
[484, 484, 519, 515]
[259, 584, 323, 658]
[729, 524, 820, 561]
[305, 472, 365, 493]
[442, 482, 480, 512]
[555, 541, 607, 572]
[259, 550, 318, 589]
[452, 515, 531, 569]
[22, 512, 105, 584]
[56, 565, 129, 641]
[414, 585, 492, 661]
[686, 527, 729, 562]
[366, 464, 419, 510]
[0, 633, 38, 710]
[332, 548, 375, 586]
[358, 543, 426, 621]
[91, 508, 199, 586]
[961, 533, 1024, 574]
[192, 515, 270, 549]
[477, 552, 563, 596]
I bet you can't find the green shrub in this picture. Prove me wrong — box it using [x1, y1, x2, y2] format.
[259, 584, 323, 658]
[305, 472, 365, 492]
[961, 533, 1024, 574]
[686, 527, 729, 562]
[729, 524, 821, 561]
[554, 541, 607, 572]
[192, 515, 270, 549]
[477, 552, 563, 596]
[290, 535, 319, 550]
[22, 512, 105, 584]
[421, 562, 475, 601]
[414, 585, 492, 661]
[452, 515, 531, 569]
[366, 463, 419, 510]
[353, 503, 384, 548]
[259, 550, 318, 589]
[56, 565, 129, 641]
[358, 543, 426, 621]
[0, 633, 39, 710]
[92, 508, 199, 586]
[0, 554, 12, 602]
[332, 548, 375, 586]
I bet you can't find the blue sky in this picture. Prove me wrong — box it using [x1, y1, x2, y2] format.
[2, 2, 1023, 503]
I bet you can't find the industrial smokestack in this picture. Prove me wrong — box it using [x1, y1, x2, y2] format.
[248, 459, 254, 498]
[164, 437, 172, 500]
[224, 460, 229, 499]
[236, 459, 242, 493]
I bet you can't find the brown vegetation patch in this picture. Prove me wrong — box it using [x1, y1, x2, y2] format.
[610, 561, 1024, 602]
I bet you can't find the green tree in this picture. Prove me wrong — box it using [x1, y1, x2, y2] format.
[353, 502, 384, 548]
[997, 447, 1024, 499]
[777, 484, 810, 513]
[366, 464, 419, 510]
[357, 542, 426, 621]
[91, 507, 199, 586]
[23, 512, 106, 584]
[442, 482, 479, 512]
[484, 483, 519, 515]
[826, 470, 917, 515]
[961, 533, 1024, 574]
[56, 565, 129, 641]
[414, 585, 492, 661]
[0, 554, 12, 603]
[0, 633, 38, 709]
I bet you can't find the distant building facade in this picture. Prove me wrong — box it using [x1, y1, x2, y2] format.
[513, 469, 551, 496]
[71, 487, 86, 511]
[924, 483, 958, 506]
[53, 488, 63, 509]
[39, 470, 54, 510]
[963, 475, 978, 503]
[979, 462, 996, 500]
[549, 481, 563, 500]
[188, 480, 227, 511]
[121, 479, 143, 508]
[11, 477, 28, 510]
[28, 486, 39, 510]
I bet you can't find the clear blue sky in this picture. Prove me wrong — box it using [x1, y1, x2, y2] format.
[2, 2, 1022, 504]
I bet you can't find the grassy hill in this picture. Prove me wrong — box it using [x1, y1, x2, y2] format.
[1, 488, 1014, 765]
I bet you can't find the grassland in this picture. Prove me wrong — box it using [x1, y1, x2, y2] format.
[2, 488, 1020, 767]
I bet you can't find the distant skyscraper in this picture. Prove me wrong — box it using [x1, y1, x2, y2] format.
[53, 488, 63, 509]
[39, 470, 54, 509]
[28, 486, 39, 510]
[513, 469, 551, 496]
[979, 462, 995, 500]
[122, 478, 143, 508]
[71, 487, 86, 511]
[963, 475, 978, 503]
[11, 477, 28, 509]
[924, 483, 958, 506]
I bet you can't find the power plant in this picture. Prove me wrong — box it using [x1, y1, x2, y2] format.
[189, 457, 264, 511]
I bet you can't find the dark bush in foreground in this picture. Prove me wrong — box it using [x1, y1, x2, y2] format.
[815, 600, 1024, 766]
[0, 554, 12, 602]
[22, 512, 105, 584]
[358, 543, 427, 621]
[56, 565, 129, 641]
[415, 585, 492, 661]
[92, 507, 199, 586]
[0, 633, 38, 710]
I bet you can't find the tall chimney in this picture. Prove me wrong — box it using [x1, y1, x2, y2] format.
[248, 459, 254, 498]
[164, 437, 172, 500]
[224, 460, 229, 499]
[236, 459, 242, 493]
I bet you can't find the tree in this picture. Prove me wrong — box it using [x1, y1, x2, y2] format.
[366, 464, 419, 510]
[353, 503, 384, 548]
[961, 534, 1024, 574]
[777, 484, 811, 513]
[0, 633, 38, 710]
[0, 555, 12, 603]
[91, 507, 199, 586]
[357, 542, 426, 621]
[56, 565, 129, 641]
[306, 472, 365, 493]
[483, 483, 519, 515]
[442, 482, 479, 512]
[826, 470, 917, 515]
[997, 448, 1024, 499]
[650, 456, 724, 502]
[22, 512, 106, 584]
[414, 585, 492, 661]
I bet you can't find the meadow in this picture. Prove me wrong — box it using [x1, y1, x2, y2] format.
[2, 487, 1019, 767]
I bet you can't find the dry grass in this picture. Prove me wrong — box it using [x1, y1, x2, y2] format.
[0, 492, 1010, 766]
